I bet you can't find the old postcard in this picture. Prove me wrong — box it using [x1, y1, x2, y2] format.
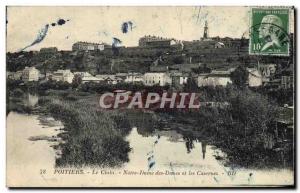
[6, 6, 295, 187]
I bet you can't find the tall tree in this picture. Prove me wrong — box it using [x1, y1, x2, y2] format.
[230, 65, 249, 88]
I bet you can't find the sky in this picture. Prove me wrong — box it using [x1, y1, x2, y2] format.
[5, 6, 291, 52]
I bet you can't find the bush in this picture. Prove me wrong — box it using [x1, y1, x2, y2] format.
[11, 88, 25, 98]
[38, 80, 71, 91]
[41, 97, 131, 167]
[214, 88, 281, 168]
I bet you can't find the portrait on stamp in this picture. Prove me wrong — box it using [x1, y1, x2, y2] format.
[250, 8, 290, 55]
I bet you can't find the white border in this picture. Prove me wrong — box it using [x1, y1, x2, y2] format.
[1, 0, 299, 192]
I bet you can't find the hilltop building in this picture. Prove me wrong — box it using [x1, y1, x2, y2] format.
[138, 35, 179, 48]
[201, 21, 209, 40]
[40, 47, 58, 53]
[72, 42, 111, 51]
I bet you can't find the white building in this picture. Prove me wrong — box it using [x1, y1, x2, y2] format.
[170, 72, 188, 86]
[72, 42, 108, 51]
[49, 69, 74, 83]
[248, 68, 263, 87]
[96, 74, 115, 81]
[74, 72, 101, 83]
[198, 70, 232, 87]
[6, 72, 13, 79]
[139, 35, 179, 47]
[281, 75, 293, 89]
[143, 72, 171, 86]
[125, 73, 143, 84]
[14, 71, 23, 80]
[7, 71, 22, 80]
[215, 42, 225, 48]
[258, 64, 276, 78]
[96, 74, 123, 84]
[22, 67, 40, 81]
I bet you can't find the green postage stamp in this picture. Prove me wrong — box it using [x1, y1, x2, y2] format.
[249, 8, 290, 56]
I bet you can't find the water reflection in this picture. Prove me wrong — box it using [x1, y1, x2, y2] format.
[123, 127, 293, 185]
[24, 93, 39, 107]
[134, 125, 209, 161]
[7, 111, 62, 185]
[184, 136, 195, 154]
[202, 141, 207, 159]
[6, 111, 294, 186]
[126, 126, 217, 169]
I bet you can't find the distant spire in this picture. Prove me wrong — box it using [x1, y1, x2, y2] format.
[203, 21, 208, 39]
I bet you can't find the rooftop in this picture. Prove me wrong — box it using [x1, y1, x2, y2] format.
[73, 41, 109, 46]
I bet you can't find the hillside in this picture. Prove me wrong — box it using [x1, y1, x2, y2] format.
[6, 38, 293, 75]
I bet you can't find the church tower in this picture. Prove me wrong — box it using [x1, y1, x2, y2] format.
[203, 21, 208, 39]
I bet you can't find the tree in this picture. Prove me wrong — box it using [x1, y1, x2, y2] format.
[72, 74, 82, 88]
[230, 65, 249, 88]
[173, 56, 184, 64]
[226, 57, 233, 63]
[215, 88, 281, 167]
[96, 57, 110, 73]
[184, 74, 198, 91]
[192, 64, 211, 73]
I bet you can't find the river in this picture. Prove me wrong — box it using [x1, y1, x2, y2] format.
[6, 94, 294, 187]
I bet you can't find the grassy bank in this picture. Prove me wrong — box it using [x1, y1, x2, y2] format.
[39, 94, 132, 167]
[160, 88, 293, 169]
[38, 92, 160, 167]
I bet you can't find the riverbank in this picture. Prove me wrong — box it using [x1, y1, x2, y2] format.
[154, 88, 293, 169]
[38, 93, 133, 167]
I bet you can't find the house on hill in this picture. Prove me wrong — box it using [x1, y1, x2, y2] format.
[72, 42, 111, 51]
[139, 35, 179, 48]
[144, 72, 171, 86]
[22, 67, 40, 82]
[40, 47, 58, 53]
[95, 74, 123, 84]
[197, 70, 232, 87]
[125, 73, 144, 84]
[74, 72, 101, 83]
[47, 69, 74, 83]
[170, 72, 189, 88]
[247, 68, 263, 87]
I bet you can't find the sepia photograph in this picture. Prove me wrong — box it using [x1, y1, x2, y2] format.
[5, 6, 295, 188]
